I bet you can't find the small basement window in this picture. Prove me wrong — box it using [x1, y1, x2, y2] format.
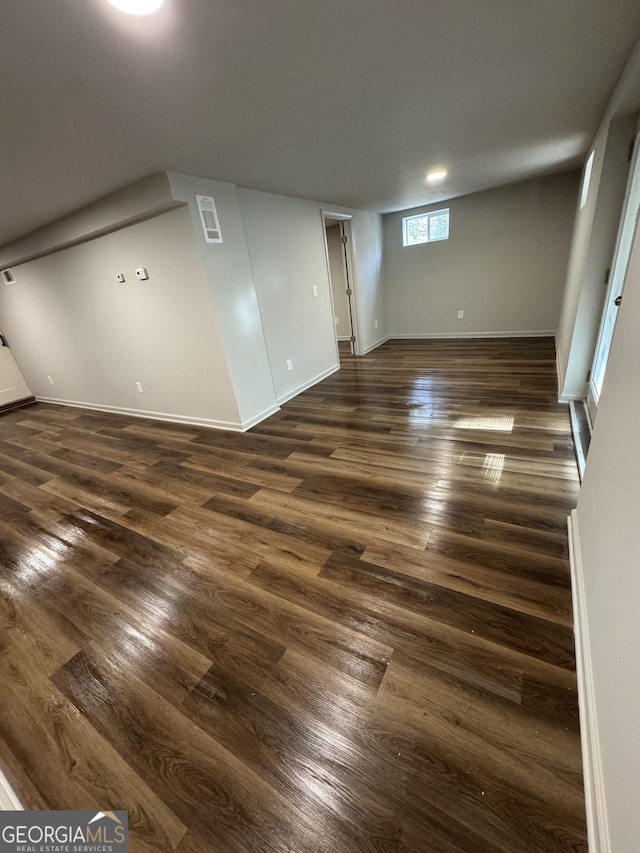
[402, 208, 450, 247]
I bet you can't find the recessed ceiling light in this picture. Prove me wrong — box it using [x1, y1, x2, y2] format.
[427, 170, 448, 183]
[107, 0, 164, 15]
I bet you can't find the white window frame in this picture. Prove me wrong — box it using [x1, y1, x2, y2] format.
[402, 208, 450, 247]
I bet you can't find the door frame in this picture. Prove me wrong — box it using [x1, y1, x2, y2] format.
[321, 211, 360, 357]
[588, 128, 640, 419]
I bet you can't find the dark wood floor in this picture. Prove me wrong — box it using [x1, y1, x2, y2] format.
[0, 338, 586, 852]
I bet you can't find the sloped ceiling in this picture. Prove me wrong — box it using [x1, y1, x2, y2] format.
[1, 0, 640, 246]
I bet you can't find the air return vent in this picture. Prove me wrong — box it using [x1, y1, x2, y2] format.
[196, 195, 223, 244]
[2, 269, 15, 285]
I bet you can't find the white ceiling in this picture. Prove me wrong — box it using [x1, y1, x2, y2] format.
[2, 0, 640, 246]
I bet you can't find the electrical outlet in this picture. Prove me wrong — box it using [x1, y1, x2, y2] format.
[312, 285, 318, 297]
[136, 381, 144, 393]
[457, 310, 464, 319]
[374, 319, 378, 329]
[116, 273, 126, 283]
[47, 375, 54, 385]
[286, 359, 293, 371]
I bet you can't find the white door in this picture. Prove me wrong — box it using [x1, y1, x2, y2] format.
[589, 130, 640, 420]
[325, 223, 352, 341]
[322, 212, 358, 356]
[0, 340, 32, 406]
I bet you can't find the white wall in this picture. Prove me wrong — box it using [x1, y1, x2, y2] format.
[556, 31, 640, 401]
[168, 173, 278, 428]
[573, 212, 640, 853]
[0, 173, 178, 268]
[238, 189, 385, 402]
[0, 206, 242, 429]
[557, 38, 640, 850]
[349, 209, 386, 353]
[383, 172, 579, 338]
[0, 172, 384, 431]
[239, 190, 339, 402]
[0, 346, 31, 406]
[326, 224, 350, 339]
[556, 114, 637, 400]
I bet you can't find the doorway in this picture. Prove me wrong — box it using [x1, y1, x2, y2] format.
[322, 213, 357, 359]
[588, 128, 640, 424]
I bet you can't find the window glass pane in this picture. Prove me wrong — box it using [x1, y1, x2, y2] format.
[402, 209, 449, 246]
[429, 212, 449, 241]
[405, 215, 429, 246]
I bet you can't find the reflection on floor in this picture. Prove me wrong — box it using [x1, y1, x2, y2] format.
[337, 339, 352, 360]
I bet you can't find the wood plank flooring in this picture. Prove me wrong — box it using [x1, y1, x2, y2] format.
[0, 337, 586, 852]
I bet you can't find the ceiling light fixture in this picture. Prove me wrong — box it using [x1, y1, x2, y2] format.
[426, 169, 448, 183]
[107, 0, 164, 15]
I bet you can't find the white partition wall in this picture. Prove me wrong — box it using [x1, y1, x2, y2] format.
[0, 345, 31, 407]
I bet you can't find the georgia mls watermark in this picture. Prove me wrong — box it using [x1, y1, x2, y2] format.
[0, 810, 127, 853]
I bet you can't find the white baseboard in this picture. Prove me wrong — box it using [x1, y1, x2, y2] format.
[239, 404, 281, 431]
[568, 402, 587, 480]
[568, 510, 610, 853]
[36, 396, 246, 432]
[0, 767, 22, 810]
[555, 333, 565, 400]
[387, 330, 556, 340]
[559, 395, 581, 403]
[559, 392, 583, 403]
[360, 335, 389, 355]
[276, 363, 339, 405]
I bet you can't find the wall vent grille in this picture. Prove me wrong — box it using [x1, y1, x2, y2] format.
[2, 269, 15, 285]
[196, 195, 223, 244]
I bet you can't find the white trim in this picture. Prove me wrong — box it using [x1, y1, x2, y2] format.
[320, 210, 353, 222]
[580, 150, 595, 210]
[360, 335, 389, 355]
[568, 401, 587, 480]
[239, 404, 281, 431]
[276, 363, 339, 405]
[388, 330, 556, 340]
[321, 215, 341, 367]
[0, 396, 33, 410]
[568, 510, 611, 853]
[584, 395, 595, 433]
[559, 391, 583, 403]
[35, 397, 245, 432]
[556, 334, 566, 400]
[0, 767, 22, 810]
